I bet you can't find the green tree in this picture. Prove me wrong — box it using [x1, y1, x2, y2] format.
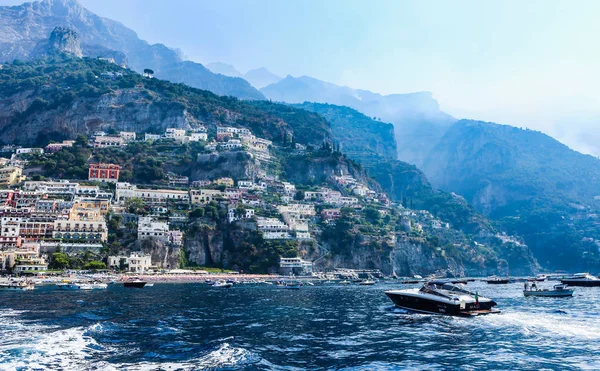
[50, 252, 70, 269]
[84, 261, 106, 270]
[125, 197, 146, 214]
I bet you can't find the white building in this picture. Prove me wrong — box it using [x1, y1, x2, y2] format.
[94, 136, 125, 148]
[189, 132, 208, 142]
[115, 183, 189, 204]
[145, 133, 161, 141]
[256, 217, 291, 239]
[108, 253, 152, 273]
[119, 132, 136, 142]
[227, 207, 255, 223]
[16, 148, 44, 155]
[138, 216, 169, 241]
[165, 128, 186, 142]
[220, 139, 242, 150]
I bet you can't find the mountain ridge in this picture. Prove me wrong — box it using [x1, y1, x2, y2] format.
[0, 0, 264, 99]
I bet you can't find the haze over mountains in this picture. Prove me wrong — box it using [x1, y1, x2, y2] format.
[206, 62, 282, 89]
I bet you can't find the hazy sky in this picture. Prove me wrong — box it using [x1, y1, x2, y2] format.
[3, 0, 600, 155]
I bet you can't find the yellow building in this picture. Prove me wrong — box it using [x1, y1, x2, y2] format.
[214, 177, 234, 187]
[0, 166, 24, 186]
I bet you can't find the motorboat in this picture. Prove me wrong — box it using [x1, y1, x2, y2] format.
[212, 280, 233, 288]
[339, 280, 351, 285]
[385, 282, 499, 316]
[81, 281, 108, 290]
[277, 281, 301, 290]
[560, 273, 600, 287]
[123, 279, 147, 288]
[523, 283, 574, 297]
[0, 280, 35, 291]
[486, 276, 510, 284]
[359, 279, 376, 286]
[56, 281, 81, 290]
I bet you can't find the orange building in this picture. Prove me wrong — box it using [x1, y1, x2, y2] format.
[88, 163, 121, 183]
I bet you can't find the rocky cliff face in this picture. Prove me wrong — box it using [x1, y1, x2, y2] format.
[193, 151, 262, 182]
[134, 238, 181, 270]
[0, 88, 196, 145]
[47, 26, 82, 57]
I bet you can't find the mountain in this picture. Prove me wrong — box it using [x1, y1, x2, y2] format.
[244, 67, 281, 89]
[0, 0, 264, 99]
[260, 75, 455, 166]
[0, 55, 539, 275]
[205, 62, 243, 78]
[421, 120, 600, 269]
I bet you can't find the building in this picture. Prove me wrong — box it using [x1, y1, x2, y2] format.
[227, 207, 255, 223]
[144, 133, 161, 141]
[279, 257, 313, 275]
[189, 132, 208, 142]
[138, 216, 169, 241]
[94, 136, 124, 148]
[214, 177, 234, 187]
[190, 189, 224, 205]
[321, 209, 342, 220]
[0, 166, 24, 186]
[108, 253, 152, 273]
[168, 230, 184, 246]
[220, 139, 242, 150]
[256, 217, 291, 239]
[45, 140, 74, 153]
[12, 243, 47, 274]
[119, 132, 136, 142]
[115, 182, 190, 204]
[52, 219, 107, 242]
[165, 128, 186, 142]
[88, 163, 121, 183]
[15, 148, 44, 155]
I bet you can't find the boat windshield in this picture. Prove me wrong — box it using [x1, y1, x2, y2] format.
[440, 283, 474, 296]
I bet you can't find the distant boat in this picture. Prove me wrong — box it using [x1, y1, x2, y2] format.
[339, 280, 351, 285]
[359, 279, 376, 286]
[524, 283, 574, 297]
[385, 283, 499, 316]
[560, 273, 600, 287]
[0, 280, 34, 291]
[212, 280, 233, 288]
[123, 279, 147, 288]
[486, 276, 510, 284]
[277, 281, 300, 290]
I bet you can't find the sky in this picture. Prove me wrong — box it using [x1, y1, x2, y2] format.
[3, 0, 599, 155]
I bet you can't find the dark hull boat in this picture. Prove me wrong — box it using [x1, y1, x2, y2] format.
[486, 277, 510, 284]
[385, 283, 499, 317]
[560, 273, 600, 287]
[124, 280, 147, 288]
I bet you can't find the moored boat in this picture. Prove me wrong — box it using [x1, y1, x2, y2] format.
[359, 279, 376, 286]
[212, 280, 233, 288]
[560, 273, 600, 287]
[277, 281, 301, 290]
[523, 283, 574, 297]
[0, 280, 35, 291]
[385, 282, 499, 316]
[486, 276, 510, 284]
[123, 279, 147, 288]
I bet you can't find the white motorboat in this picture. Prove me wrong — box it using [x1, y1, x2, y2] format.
[560, 273, 600, 287]
[0, 280, 35, 291]
[385, 282, 499, 316]
[359, 279, 375, 286]
[523, 283, 574, 297]
[212, 280, 233, 288]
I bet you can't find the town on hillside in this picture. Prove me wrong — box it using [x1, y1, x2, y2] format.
[0, 125, 482, 277]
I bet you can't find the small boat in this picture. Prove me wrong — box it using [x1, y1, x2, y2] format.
[0, 280, 35, 291]
[212, 280, 233, 288]
[523, 283, 574, 297]
[82, 281, 108, 290]
[385, 282, 499, 316]
[145, 283, 155, 287]
[486, 276, 510, 284]
[277, 281, 301, 290]
[339, 280, 351, 285]
[359, 279, 376, 286]
[560, 273, 600, 287]
[56, 282, 82, 290]
[123, 279, 147, 288]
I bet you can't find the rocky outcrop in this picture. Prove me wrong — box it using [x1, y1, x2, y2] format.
[47, 26, 82, 57]
[132, 238, 181, 270]
[192, 151, 261, 182]
[183, 223, 224, 267]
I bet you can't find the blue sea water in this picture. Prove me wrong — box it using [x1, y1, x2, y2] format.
[1, 281, 599, 370]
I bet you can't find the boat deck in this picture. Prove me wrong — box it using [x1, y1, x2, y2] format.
[460, 309, 501, 317]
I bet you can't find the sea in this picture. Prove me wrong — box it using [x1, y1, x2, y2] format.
[1, 281, 599, 371]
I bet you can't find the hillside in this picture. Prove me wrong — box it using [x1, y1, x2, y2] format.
[422, 120, 600, 268]
[261, 75, 456, 165]
[0, 55, 329, 146]
[0, 0, 263, 99]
